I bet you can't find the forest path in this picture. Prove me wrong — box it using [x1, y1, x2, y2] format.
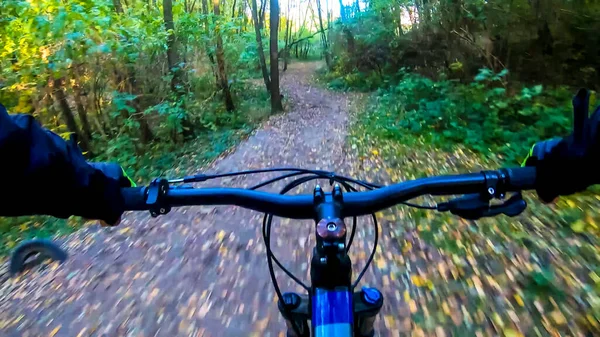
[0, 62, 413, 336]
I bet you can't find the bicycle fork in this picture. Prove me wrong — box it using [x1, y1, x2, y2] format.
[277, 287, 384, 337]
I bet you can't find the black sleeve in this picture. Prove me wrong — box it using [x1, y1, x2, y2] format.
[0, 104, 123, 223]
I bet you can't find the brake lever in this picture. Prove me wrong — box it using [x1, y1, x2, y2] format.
[438, 193, 527, 220]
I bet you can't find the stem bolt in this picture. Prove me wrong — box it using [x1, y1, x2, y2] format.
[488, 187, 495, 196]
[326, 223, 337, 231]
[320, 257, 327, 264]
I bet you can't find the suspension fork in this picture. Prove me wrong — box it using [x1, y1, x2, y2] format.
[278, 184, 384, 337]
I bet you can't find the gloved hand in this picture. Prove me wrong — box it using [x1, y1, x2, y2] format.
[88, 162, 136, 226]
[523, 88, 600, 202]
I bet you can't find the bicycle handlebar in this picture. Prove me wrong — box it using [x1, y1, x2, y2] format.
[121, 167, 537, 219]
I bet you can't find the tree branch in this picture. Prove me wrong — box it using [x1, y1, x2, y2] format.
[287, 28, 328, 48]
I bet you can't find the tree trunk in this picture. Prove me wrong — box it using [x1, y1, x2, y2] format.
[71, 68, 94, 141]
[163, 0, 182, 93]
[201, 0, 219, 84]
[113, 0, 123, 13]
[231, 0, 237, 18]
[251, 0, 271, 91]
[397, 5, 403, 35]
[126, 67, 155, 143]
[258, 0, 266, 29]
[315, 0, 331, 68]
[72, 87, 93, 142]
[269, 0, 283, 113]
[53, 78, 90, 152]
[214, 0, 236, 111]
[283, 1, 291, 71]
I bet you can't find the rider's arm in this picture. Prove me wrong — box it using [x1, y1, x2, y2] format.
[0, 104, 127, 225]
[524, 88, 599, 201]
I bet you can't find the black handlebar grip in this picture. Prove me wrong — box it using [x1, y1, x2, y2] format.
[121, 187, 149, 211]
[504, 167, 537, 191]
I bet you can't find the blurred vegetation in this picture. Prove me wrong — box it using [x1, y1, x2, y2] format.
[321, 0, 600, 164]
[0, 0, 329, 253]
[328, 0, 600, 333]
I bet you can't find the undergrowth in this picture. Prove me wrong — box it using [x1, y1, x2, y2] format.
[0, 84, 271, 256]
[351, 68, 593, 165]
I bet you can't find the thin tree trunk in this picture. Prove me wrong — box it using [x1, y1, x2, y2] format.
[71, 67, 94, 141]
[72, 86, 93, 142]
[238, 0, 247, 33]
[250, 0, 271, 91]
[201, 0, 219, 84]
[113, 0, 123, 13]
[213, 0, 235, 111]
[258, 0, 266, 29]
[397, 5, 403, 35]
[315, 0, 331, 68]
[53, 78, 90, 152]
[283, 0, 291, 71]
[163, 0, 182, 92]
[269, 0, 283, 113]
[126, 67, 155, 143]
[231, 0, 237, 18]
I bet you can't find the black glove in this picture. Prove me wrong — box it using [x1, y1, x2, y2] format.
[88, 162, 136, 226]
[524, 88, 600, 202]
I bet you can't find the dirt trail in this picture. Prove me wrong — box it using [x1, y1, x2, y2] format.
[0, 62, 412, 336]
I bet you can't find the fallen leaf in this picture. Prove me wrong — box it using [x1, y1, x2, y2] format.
[503, 328, 524, 337]
[49, 325, 61, 337]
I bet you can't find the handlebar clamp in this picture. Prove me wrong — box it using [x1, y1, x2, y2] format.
[482, 170, 507, 199]
[147, 178, 171, 217]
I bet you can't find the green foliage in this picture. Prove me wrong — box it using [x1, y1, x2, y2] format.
[360, 69, 577, 164]
[0, 0, 275, 254]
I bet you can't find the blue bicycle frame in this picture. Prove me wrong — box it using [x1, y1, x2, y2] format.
[312, 288, 354, 337]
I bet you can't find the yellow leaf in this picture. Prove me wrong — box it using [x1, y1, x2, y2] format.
[411, 275, 433, 289]
[118, 227, 131, 235]
[590, 272, 600, 285]
[571, 219, 586, 233]
[503, 328, 524, 337]
[19, 223, 29, 232]
[549, 310, 567, 326]
[371, 149, 379, 156]
[442, 301, 450, 315]
[587, 215, 598, 229]
[383, 315, 395, 328]
[492, 312, 504, 328]
[376, 258, 387, 270]
[566, 199, 576, 208]
[216, 230, 226, 241]
[409, 300, 418, 313]
[49, 325, 61, 337]
[513, 294, 524, 307]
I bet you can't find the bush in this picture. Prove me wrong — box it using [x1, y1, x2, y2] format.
[361, 68, 580, 164]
